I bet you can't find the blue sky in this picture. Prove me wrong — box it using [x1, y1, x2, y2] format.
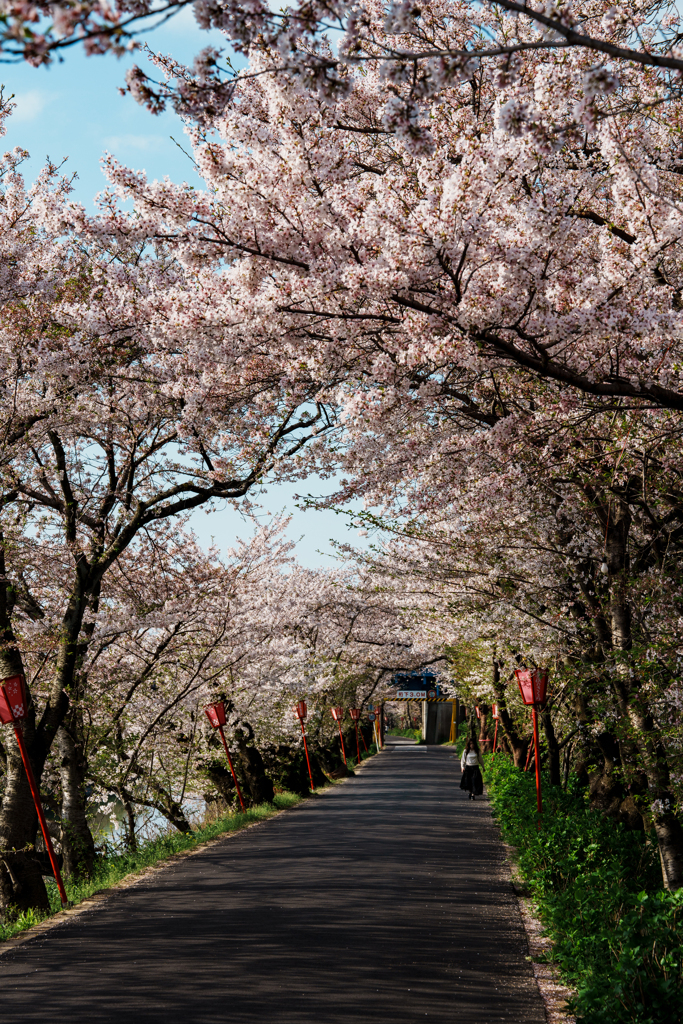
[0, 13, 371, 568]
[1, 8, 222, 208]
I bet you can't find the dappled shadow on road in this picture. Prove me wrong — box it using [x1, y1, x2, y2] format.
[0, 746, 545, 1023]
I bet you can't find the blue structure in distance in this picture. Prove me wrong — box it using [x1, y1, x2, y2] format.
[392, 669, 440, 697]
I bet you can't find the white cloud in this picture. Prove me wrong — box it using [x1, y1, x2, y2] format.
[103, 134, 165, 153]
[155, 5, 201, 35]
[12, 89, 52, 123]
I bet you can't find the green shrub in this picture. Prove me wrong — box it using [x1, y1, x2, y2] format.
[484, 757, 683, 1024]
[387, 727, 421, 740]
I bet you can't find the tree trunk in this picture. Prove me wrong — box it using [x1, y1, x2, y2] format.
[606, 502, 683, 887]
[144, 779, 194, 833]
[0, 734, 47, 915]
[492, 659, 529, 768]
[625, 703, 683, 887]
[56, 723, 96, 878]
[540, 709, 561, 787]
[203, 759, 237, 808]
[477, 703, 491, 750]
[233, 725, 275, 804]
[0, 536, 49, 915]
[116, 788, 138, 851]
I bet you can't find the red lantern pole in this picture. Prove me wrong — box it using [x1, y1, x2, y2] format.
[217, 726, 246, 813]
[532, 708, 542, 815]
[491, 704, 499, 759]
[0, 677, 68, 908]
[349, 708, 363, 766]
[295, 702, 315, 792]
[13, 725, 68, 907]
[331, 708, 346, 765]
[204, 702, 246, 812]
[515, 669, 548, 821]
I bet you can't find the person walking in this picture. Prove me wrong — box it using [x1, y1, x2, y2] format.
[460, 738, 484, 800]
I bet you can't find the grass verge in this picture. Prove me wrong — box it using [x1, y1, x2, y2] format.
[387, 728, 421, 740]
[484, 756, 683, 1024]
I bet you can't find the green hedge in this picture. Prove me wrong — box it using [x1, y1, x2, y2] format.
[484, 757, 683, 1024]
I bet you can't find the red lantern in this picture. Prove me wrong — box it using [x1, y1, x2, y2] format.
[492, 703, 500, 718]
[515, 668, 548, 707]
[295, 700, 307, 721]
[0, 675, 68, 908]
[514, 669, 549, 818]
[0, 674, 28, 724]
[330, 707, 346, 764]
[349, 708, 361, 721]
[203, 701, 245, 812]
[204, 701, 227, 728]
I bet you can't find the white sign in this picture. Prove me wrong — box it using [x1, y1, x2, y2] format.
[396, 690, 431, 699]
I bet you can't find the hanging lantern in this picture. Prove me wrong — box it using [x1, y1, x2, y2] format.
[294, 702, 314, 790]
[204, 701, 227, 729]
[515, 669, 549, 707]
[514, 668, 549, 818]
[330, 708, 346, 764]
[349, 708, 361, 721]
[0, 674, 28, 724]
[203, 701, 245, 811]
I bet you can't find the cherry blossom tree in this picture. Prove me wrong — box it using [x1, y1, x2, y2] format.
[39, 39, 683, 887]
[0, 130, 353, 912]
[6, 0, 683, 902]
[334, 388, 683, 886]
[45, 521, 432, 849]
[4, 0, 683, 108]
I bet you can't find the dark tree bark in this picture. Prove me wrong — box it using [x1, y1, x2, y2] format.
[477, 703, 491, 750]
[203, 759, 237, 807]
[233, 725, 275, 805]
[492, 659, 529, 768]
[56, 722, 96, 878]
[604, 500, 683, 885]
[115, 787, 138, 851]
[120, 778, 193, 835]
[0, 537, 48, 915]
[540, 709, 561, 787]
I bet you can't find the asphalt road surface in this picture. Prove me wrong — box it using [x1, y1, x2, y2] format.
[0, 738, 546, 1023]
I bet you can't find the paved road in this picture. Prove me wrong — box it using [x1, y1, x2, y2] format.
[0, 738, 545, 1023]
